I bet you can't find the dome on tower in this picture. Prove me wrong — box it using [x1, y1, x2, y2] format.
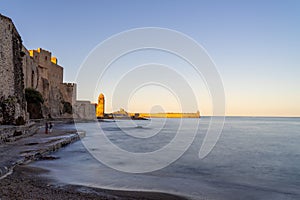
[98, 93, 104, 101]
[97, 93, 105, 118]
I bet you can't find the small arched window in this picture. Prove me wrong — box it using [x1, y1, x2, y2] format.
[31, 70, 35, 88]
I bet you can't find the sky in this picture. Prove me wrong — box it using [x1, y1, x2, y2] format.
[0, 0, 299, 116]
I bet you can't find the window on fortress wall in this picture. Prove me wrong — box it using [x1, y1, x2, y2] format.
[8, 24, 10, 30]
[45, 56, 47, 61]
[31, 70, 34, 88]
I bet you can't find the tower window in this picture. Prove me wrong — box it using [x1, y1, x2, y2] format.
[31, 70, 34, 88]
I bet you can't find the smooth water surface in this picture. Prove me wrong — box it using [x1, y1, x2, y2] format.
[31, 117, 300, 200]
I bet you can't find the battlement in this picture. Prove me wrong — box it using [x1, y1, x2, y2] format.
[28, 48, 59, 65]
[29, 48, 50, 55]
[61, 83, 76, 87]
[0, 13, 93, 122]
[51, 57, 57, 64]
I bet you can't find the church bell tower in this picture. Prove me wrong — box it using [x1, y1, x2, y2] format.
[96, 93, 105, 118]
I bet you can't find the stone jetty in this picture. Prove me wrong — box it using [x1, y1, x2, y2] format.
[0, 124, 85, 178]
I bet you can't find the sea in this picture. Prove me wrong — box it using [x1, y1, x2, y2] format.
[30, 117, 300, 200]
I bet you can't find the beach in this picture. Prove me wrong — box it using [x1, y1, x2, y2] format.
[0, 122, 188, 200]
[0, 165, 187, 200]
[1, 118, 300, 200]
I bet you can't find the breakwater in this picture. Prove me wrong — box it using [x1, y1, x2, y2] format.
[0, 125, 85, 178]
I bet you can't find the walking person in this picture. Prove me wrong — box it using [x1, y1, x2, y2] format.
[45, 122, 49, 134]
[49, 122, 53, 133]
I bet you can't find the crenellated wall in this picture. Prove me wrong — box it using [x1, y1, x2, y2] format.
[1, 13, 95, 122]
[24, 47, 95, 119]
[23, 48, 72, 118]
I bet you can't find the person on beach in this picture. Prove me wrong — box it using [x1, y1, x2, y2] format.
[49, 122, 53, 133]
[45, 122, 49, 134]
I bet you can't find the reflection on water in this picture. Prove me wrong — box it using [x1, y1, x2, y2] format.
[31, 117, 300, 200]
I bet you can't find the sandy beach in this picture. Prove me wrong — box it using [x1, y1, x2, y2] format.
[0, 165, 188, 200]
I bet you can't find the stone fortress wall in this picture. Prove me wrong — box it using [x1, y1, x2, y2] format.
[73, 101, 96, 120]
[22, 46, 38, 90]
[0, 14, 27, 125]
[1, 13, 199, 124]
[0, 14, 95, 124]
[25, 47, 74, 118]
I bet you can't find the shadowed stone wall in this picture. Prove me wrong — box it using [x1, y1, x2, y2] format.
[24, 48, 78, 118]
[0, 14, 27, 125]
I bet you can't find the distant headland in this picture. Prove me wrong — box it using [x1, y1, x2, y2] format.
[95, 93, 200, 119]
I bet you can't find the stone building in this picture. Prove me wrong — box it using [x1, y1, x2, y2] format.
[0, 14, 27, 125]
[23, 47, 97, 120]
[23, 47, 77, 118]
[73, 101, 96, 120]
[0, 13, 95, 122]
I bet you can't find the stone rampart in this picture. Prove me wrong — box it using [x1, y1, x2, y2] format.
[1, 13, 96, 122]
[0, 14, 27, 125]
[0, 123, 38, 144]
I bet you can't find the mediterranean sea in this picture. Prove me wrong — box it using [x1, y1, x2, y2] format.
[30, 117, 300, 200]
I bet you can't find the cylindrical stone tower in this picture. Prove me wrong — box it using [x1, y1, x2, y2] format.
[96, 93, 105, 118]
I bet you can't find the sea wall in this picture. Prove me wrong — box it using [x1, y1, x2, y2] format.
[73, 101, 96, 120]
[130, 112, 201, 118]
[0, 127, 85, 178]
[0, 123, 38, 144]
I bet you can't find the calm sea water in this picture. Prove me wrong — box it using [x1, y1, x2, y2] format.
[31, 117, 300, 200]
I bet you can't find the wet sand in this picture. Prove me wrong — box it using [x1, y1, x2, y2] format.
[0, 165, 189, 200]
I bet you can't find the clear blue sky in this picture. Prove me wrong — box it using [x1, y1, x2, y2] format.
[1, 0, 299, 116]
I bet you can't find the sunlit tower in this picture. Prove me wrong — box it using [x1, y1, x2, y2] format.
[96, 93, 105, 118]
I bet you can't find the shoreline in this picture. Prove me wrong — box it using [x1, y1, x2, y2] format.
[0, 122, 190, 200]
[0, 162, 189, 200]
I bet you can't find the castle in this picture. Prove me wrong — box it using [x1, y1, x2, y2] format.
[0, 14, 95, 125]
[0, 13, 200, 125]
[23, 47, 76, 118]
